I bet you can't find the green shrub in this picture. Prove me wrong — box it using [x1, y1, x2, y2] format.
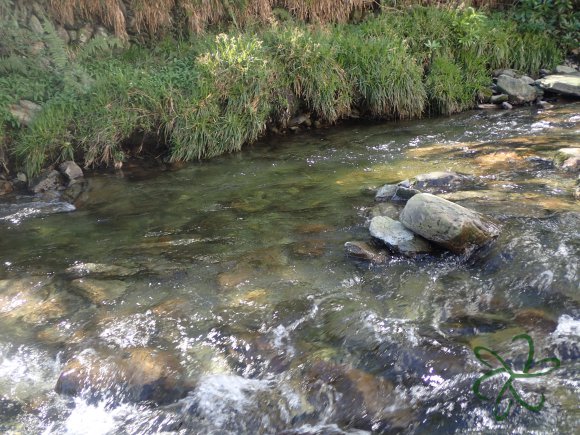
[14, 99, 74, 176]
[335, 24, 426, 119]
[425, 51, 489, 116]
[472, 15, 562, 74]
[511, 0, 579, 52]
[0, 6, 120, 173]
[264, 26, 352, 123]
[170, 33, 280, 161]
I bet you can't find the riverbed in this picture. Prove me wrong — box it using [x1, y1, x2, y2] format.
[0, 104, 579, 434]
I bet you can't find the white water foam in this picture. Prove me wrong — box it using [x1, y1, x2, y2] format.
[553, 314, 580, 336]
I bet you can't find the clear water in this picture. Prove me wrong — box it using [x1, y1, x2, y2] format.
[0, 104, 579, 434]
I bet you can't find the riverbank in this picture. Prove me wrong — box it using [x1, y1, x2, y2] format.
[0, 3, 576, 185]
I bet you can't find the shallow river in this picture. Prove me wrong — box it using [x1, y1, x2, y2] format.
[0, 104, 579, 434]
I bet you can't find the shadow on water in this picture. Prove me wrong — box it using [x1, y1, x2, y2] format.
[0, 104, 579, 434]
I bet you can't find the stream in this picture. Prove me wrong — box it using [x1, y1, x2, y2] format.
[0, 104, 579, 434]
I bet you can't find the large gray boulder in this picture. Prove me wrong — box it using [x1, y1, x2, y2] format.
[496, 74, 538, 103]
[553, 65, 579, 75]
[537, 74, 580, 98]
[399, 193, 500, 255]
[58, 161, 84, 182]
[369, 216, 433, 257]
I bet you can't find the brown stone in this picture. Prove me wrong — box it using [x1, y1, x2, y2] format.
[291, 239, 326, 257]
[344, 241, 388, 263]
[0, 180, 13, 196]
[514, 308, 558, 333]
[70, 278, 129, 304]
[217, 265, 253, 289]
[56, 347, 190, 404]
[295, 223, 334, 234]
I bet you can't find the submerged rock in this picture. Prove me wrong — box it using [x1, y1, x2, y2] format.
[537, 74, 580, 98]
[514, 308, 558, 333]
[0, 396, 23, 422]
[369, 216, 433, 257]
[55, 347, 190, 404]
[303, 361, 414, 432]
[291, 239, 326, 258]
[66, 262, 140, 279]
[0, 277, 80, 326]
[399, 193, 500, 255]
[344, 241, 388, 263]
[217, 265, 253, 289]
[438, 190, 563, 218]
[294, 223, 334, 234]
[369, 202, 400, 220]
[411, 171, 472, 192]
[70, 278, 129, 304]
[0, 200, 75, 224]
[526, 156, 555, 169]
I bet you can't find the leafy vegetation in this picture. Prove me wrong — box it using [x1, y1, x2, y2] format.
[335, 22, 426, 119]
[511, 0, 580, 51]
[0, 3, 565, 177]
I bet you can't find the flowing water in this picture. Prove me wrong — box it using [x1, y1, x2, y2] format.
[0, 104, 579, 434]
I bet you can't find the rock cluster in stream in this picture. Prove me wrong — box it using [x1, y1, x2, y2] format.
[0, 160, 84, 197]
[345, 171, 501, 262]
[478, 64, 580, 111]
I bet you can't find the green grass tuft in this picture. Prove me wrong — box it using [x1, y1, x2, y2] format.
[265, 26, 352, 123]
[336, 23, 426, 119]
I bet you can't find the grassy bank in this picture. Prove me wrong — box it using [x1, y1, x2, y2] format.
[0, 5, 567, 177]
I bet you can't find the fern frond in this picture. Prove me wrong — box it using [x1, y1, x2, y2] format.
[0, 55, 30, 75]
[75, 36, 123, 62]
[42, 19, 69, 70]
